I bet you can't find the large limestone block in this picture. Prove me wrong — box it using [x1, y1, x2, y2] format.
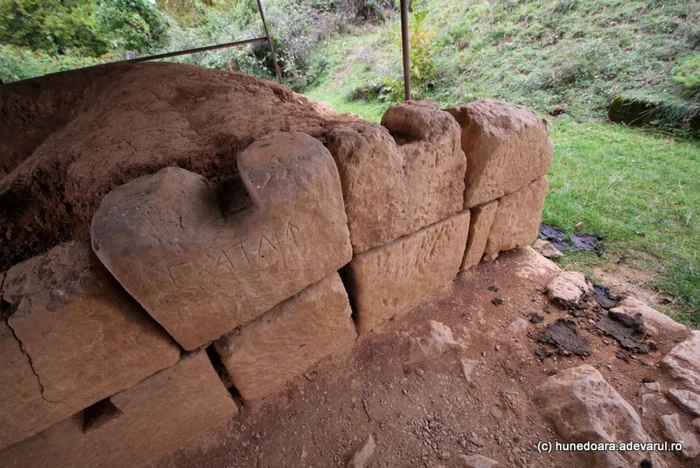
[536, 364, 658, 467]
[0, 241, 179, 449]
[461, 200, 498, 270]
[662, 330, 700, 390]
[483, 177, 549, 260]
[214, 273, 356, 401]
[327, 101, 466, 253]
[0, 352, 238, 468]
[347, 211, 470, 333]
[92, 132, 352, 350]
[445, 98, 553, 207]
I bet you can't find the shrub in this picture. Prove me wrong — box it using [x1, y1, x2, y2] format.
[670, 55, 700, 97]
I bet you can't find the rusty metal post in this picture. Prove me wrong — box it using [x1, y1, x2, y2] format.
[256, 0, 283, 84]
[400, 0, 411, 101]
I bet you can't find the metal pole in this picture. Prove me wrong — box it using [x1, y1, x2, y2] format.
[400, 0, 411, 101]
[256, 0, 283, 84]
[129, 37, 267, 63]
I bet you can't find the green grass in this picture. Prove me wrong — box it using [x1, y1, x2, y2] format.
[304, 0, 698, 129]
[545, 118, 699, 325]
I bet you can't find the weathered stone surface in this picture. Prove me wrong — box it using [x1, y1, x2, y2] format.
[456, 454, 499, 468]
[346, 211, 470, 333]
[406, 321, 465, 364]
[0, 352, 238, 468]
[0, 322, 72, 450]
[0, 241, 179, 449]
[461, 200, 498, 270]
[546, 271, 592, 309]
[660, 413, 700, 459]
[347, 434, 376, 468]
[611, 297, 688, 339]
[327, 101, 466, 253]
[666, 388, 700, 416]
[693, 418, 700, 434]
[513, 246, 561, 280]
[536, 364, 656, 468]
[661, 331, 700, 390]
[483, 178, 549, 260]
[445, 99, 553, 208]
[92, 132, 352, 350]
[532, 239, 563, 259]
[214, 273, 356, 401]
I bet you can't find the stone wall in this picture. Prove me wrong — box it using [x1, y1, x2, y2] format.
[0, 98, 552, 466]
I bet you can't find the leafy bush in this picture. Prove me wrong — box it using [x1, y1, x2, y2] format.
[0, 44, 104, 82]
[0, 0, 107, 56]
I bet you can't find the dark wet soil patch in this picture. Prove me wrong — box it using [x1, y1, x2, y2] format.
[539, 319, 591, 356]
[595, 312, 651, 354]
[592, 284, 622, 310]
[539, 224, 604, 255]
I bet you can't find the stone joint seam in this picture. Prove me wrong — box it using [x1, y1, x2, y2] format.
[5, 315, 75, 412]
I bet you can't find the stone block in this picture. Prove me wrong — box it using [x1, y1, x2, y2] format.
[92, 132, 352, 350]
[0, 241, 179, 449]
[0, 352, 238, 468]
[483, 177, 549, 260]
[662, 330, 700, 390]
[346, 211, 470, 333]
[327, 101, 466, 253]
[461, 200, 498, 270]
[0, 322, 71, 450]
[214, 272, 356, 401]
[446, 98, 553, 207]
[536, 364, 658, 467]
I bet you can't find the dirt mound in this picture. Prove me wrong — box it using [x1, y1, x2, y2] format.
[0, 62, 355, 271]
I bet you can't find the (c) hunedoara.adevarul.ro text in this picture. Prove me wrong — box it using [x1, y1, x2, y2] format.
[536, 441, 684, 453]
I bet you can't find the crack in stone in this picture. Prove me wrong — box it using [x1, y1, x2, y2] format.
[6, 318, 75, 412]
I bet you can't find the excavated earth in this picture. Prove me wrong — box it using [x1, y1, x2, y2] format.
[154, 248, 696, 468]
[0, 62, 355, 271]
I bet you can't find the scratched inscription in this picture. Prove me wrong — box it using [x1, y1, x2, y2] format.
[166, 221, 303, 290]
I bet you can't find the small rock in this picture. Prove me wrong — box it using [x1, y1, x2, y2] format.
[643, 381, 661, 393]
[665, 388, 700, 416]
[611, 297, 688, 338]
[491, 298, 504, 306]
[456, 454, 499, 467]
[347, 434, 376, 468]
[545, 271, 592, 309]
[439, 451, 450, 460]
[490, 406, 504, 419]
[659, 413, 700, 459]
[661, 331, 700, 390]
[529, 313, 544, 324]
[532, 239, 563, 259]
[461, 359, 477, 382]
[406, 321, 465, 364]
[507, 318, 529, 334]
[415, 368, 425, 377]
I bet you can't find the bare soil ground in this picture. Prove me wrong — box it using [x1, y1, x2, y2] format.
[156, 248, 694, 468]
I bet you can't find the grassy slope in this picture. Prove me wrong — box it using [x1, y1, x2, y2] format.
[304, 2, 700, 325]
